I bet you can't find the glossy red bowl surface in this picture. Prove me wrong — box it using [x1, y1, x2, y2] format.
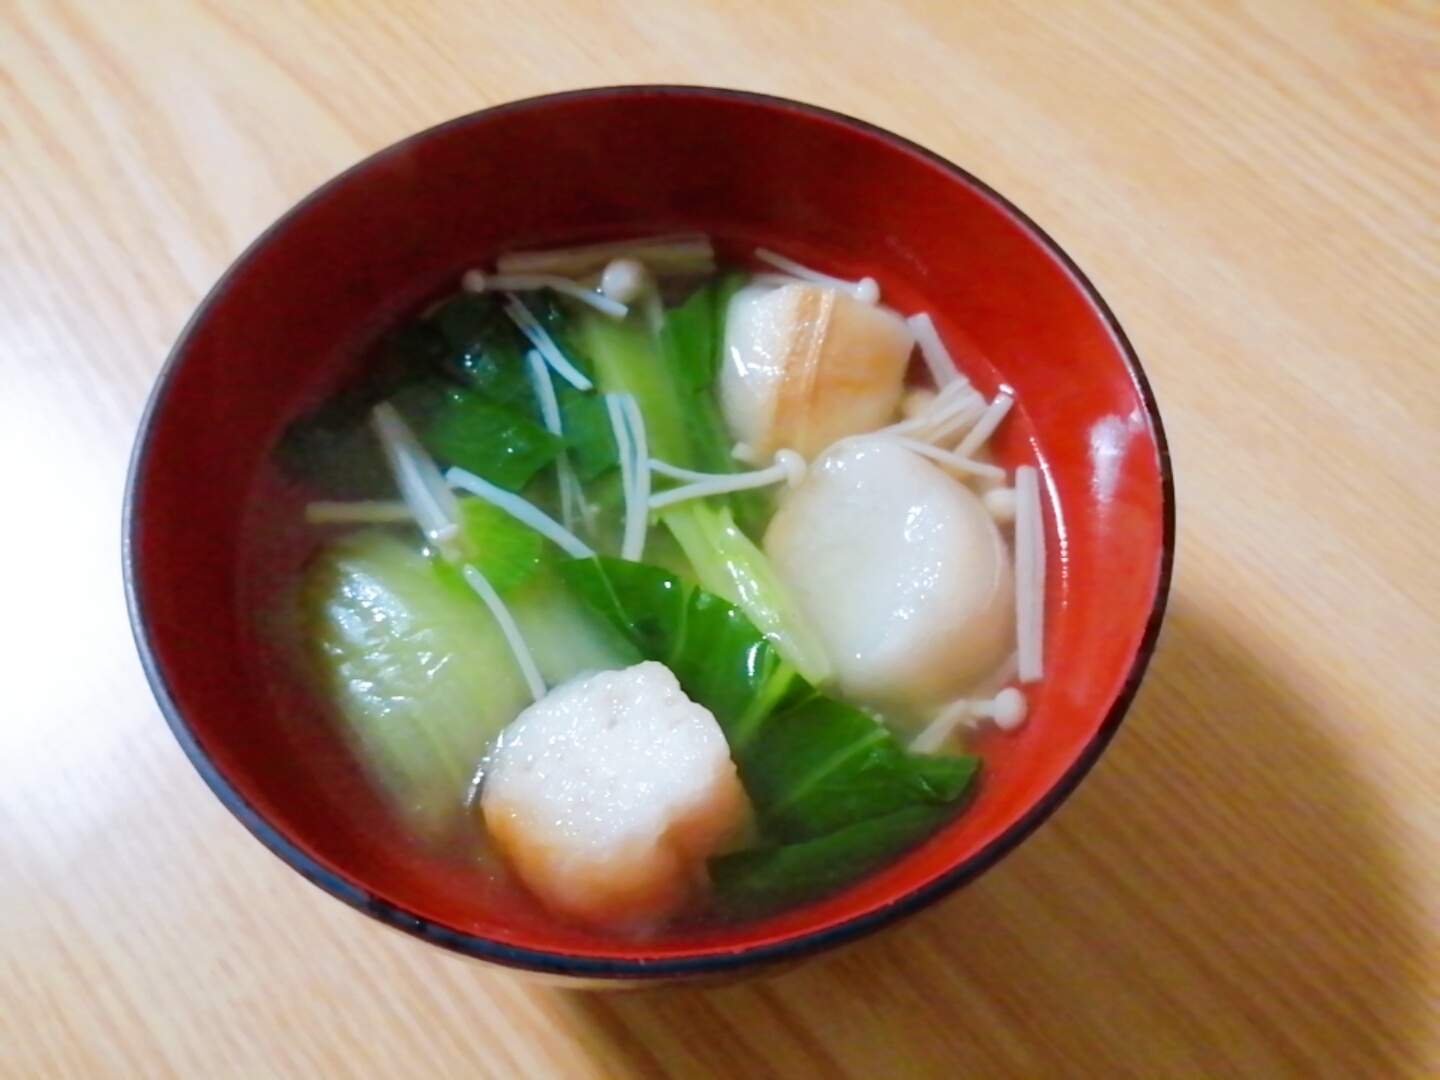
[125, 87, 1173, 982]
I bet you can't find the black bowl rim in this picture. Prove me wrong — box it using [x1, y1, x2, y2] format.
[123, 83, 1176, 980]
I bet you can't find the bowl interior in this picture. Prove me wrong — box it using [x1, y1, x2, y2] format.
[128, 88, 1170, 973]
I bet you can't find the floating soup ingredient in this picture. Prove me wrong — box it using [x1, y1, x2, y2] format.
[974, 687, 1029, 731]
[480, 661, 752, 930]
[458, 562, 547, 704]
[646, 448, 806, 511]
[708, 804, 953, 917]
[909, 687, 1028, 754]
[763, 439, 1015, 712]
[881, 377, 987, 447]
[954, 389, 1015, 461]
[503, 294, 594, 391]
[598, 257, 651, 305]
[573, 292, 830, 681]
[661, 499, 832, 686]
[299, 530, 534, 841]
[875, 434, 1006, 482]
[446, 465, 595, 559]
[303, 404, 563, 835]
[370, 401, 465, 560]
[461, 269, 629, 319]
[1015, 464, 1047, 683]
[559, 556, 980, 860]
[900, 386, 939, 419]
[719, 281, 915, 460]
[520, 346, 588, 534]
[907, 311, 968, 392]
[753, 247, 880, 304]
[606, 391, 650, 562]
[275, 237, 1048, 929]
[305, 499, 415, 525]
[983, 485, 1018, 524]
[505, 567, 641, 689]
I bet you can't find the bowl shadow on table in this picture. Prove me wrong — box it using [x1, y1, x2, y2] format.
[551, 598, 1428, 1079]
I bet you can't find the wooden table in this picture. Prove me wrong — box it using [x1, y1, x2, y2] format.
[4, 2, 1437, 1076]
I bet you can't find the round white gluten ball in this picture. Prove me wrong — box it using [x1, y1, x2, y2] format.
[764, 440, 1015, 711]
[480, 661, 750, 930]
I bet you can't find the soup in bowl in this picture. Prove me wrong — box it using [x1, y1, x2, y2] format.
[124, 86, 1173, 983]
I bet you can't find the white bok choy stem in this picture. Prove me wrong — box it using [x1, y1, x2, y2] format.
[502, 295, 594, 391]
[463, 270, 627, 319]
[1015, 464, 1046, 683]
[445, 466, 595, 559]
[660, 500, 833, 686]
[369, 404, 546, 703]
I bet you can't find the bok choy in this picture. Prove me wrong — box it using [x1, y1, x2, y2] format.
[560, 556, 979, 915]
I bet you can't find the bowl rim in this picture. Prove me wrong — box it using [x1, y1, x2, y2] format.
[123, 83, 1176, 979]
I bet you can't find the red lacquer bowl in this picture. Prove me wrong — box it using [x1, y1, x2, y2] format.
[124, 87, 1174, 984]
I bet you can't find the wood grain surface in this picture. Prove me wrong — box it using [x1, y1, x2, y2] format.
[3, 1, 1437, 1076]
